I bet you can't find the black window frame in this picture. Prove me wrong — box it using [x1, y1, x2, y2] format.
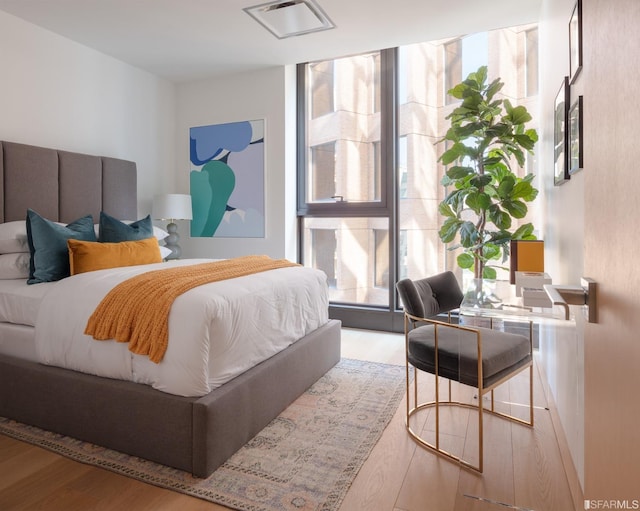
[297, 49, 404, 332]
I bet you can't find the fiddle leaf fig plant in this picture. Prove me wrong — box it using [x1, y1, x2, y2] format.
[437, 66, 539, 280]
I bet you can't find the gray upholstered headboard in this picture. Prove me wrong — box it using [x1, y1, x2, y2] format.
[0, 141, 137, 224]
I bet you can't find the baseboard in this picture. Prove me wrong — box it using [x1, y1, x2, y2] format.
[535, 353, 584, 511]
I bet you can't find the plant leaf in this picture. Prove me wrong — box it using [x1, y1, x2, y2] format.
[439, 217, 461, 243]
[511, 180, 537, 201]
[459, 221, 477, 247]
[470, 174, 493, 189]
[506, 105, 532, 125]
[489, 205, 512, 229]
[482, 266, 498, 279]
[512, 223, 535, 239]
[438, 202, 456, 218]
[485, 78, 503, 102]
[457, 253, 475, 269]
[483, 243, 501, 260]
[497, 175, 515, 198]
[502, 199, 528, 218]
[440, 142, 467, 165]
[514, 133, 536, 150]
[446, 166, 475, 179]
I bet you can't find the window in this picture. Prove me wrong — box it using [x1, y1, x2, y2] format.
[309, 142, 336, 201]
[373, 53, 381, 113]
[299, 50, 391, 307]
[302, 52, 384, 207]
[302, 217, 389, 306]
[309, 60, 334, 118]
[526, 28, 539, 96]
[444, 39, 462, 104]
[311, 228, 337, 287]
[398, 136, 408, 199]
[374, 229, 389, 288]
[372, 140, 382, 201]
[398, 230, 408, 282]
[298, 24, 539, 329]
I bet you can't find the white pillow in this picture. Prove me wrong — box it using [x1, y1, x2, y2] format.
[159, 246, 172, 259]
[0, 252, 30, 279]
[93, 223, 169, 241]
[152, 225, 169, 241]
[0, 221, 29, 254]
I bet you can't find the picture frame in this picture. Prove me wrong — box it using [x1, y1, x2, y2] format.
[554, 77, 570, 185]
[189, 119, 266, 238]
[568, 95, 583, 174]
[569, 0, 583, 84]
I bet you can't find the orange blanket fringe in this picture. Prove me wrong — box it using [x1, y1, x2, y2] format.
[85, 255, 298, 363]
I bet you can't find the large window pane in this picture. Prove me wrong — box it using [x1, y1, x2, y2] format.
[302, 217, 389, 306]
[310, 142, 336, 201]
[398, 24, 538, 284]
[444, 39, 461, 104]
[309, 60, 334, 118]
[526, 28, 539, 96]
[305, 52, 382, 204]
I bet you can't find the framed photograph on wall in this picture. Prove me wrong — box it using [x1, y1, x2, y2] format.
[554, 77, 570, 185]
[568, 95, 583, 174]
[569, 0, 583, 84]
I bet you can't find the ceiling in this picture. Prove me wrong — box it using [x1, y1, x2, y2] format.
[0, 0, 542, 83]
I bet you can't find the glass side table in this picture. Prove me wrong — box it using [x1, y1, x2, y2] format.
[457, 278, 562, 344]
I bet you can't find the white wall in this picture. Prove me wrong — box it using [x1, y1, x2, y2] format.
[175, 66, 297, 261]
[0, 10, 176, 217]
[538, 0, 586, 495]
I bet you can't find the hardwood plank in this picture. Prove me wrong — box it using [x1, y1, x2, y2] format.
[510, 363, 576, 511]
[338, 397, 419, 511]
[0, 457, 93, 510]
[0, 439, 61, 492]
[453, 408, 515, 510]
[393, 437, 461, 511]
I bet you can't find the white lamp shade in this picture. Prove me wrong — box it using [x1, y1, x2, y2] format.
[152, 194, 193, 221]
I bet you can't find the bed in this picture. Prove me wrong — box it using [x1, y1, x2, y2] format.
[0, 140, 341, 477]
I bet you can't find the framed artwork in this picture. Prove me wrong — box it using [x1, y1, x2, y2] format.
[554, 77, 570, 185]
[189, 119, 265, 238]
[569, 0, 583, 84]
[568, 96, 583, 174]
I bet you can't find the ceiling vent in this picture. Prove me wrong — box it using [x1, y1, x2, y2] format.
[244, 0, 335, 39]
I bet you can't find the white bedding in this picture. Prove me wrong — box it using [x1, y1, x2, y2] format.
[34, 259, 329, 397]
[0, 322, 38, 362]
[0, 279, 53, 326]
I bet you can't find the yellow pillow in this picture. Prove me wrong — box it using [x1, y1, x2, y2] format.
[68, 237, 162, 275]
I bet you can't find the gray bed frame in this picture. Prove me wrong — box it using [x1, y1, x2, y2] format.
[0, 140, 341, 477]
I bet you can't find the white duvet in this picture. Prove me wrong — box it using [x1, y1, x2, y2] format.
[35, 259, 329, 397]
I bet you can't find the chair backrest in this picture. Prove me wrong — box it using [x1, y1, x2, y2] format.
[396, 271, 464, 319]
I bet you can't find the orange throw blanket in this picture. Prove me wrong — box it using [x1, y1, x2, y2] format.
[85, 255, 298, 363]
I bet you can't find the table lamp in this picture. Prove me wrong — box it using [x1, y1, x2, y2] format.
[152, 194, 193, 260]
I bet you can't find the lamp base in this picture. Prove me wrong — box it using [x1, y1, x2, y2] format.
[164, 222, 181, 260]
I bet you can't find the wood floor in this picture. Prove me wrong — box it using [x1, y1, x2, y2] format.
[0, 328, 576, 511]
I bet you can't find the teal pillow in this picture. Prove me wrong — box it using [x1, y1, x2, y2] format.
[99, 211, 154, 242]
[26, 209, 96, 284]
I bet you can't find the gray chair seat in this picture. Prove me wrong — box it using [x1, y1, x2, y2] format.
[408, 324, 532, 388]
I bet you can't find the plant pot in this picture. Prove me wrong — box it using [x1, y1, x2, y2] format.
[461, 276, 512, 310]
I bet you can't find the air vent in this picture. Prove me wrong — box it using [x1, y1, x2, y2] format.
[244, 0, 335, 39]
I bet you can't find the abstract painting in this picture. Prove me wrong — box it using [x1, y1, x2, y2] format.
[189, 119, 265, 238]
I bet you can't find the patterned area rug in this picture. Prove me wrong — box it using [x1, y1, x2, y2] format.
[0, 358, 406, 511]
